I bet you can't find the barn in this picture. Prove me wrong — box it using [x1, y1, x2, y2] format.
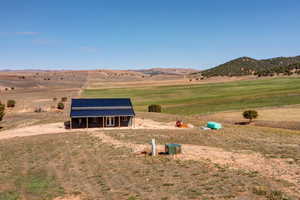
[70, 98, 135, 129]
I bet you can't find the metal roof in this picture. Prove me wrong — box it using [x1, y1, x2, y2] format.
[70, 98, 135, 117]
[71, 98, 133, 107]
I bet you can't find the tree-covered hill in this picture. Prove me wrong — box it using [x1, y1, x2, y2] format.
[256, 63, 300, 77]
[200, 55, 300, 77]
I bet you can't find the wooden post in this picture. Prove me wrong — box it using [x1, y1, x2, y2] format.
[119, 116, 120, 128]
[102, 117, 104, 128]
[70, 118, 72, 129]
[151, 139, 156, 156]
[133, 116, 135, 128]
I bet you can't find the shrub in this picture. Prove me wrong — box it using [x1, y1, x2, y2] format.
[243, 110, 258, 123]
[266, 190, 286, 200]
[252, 186, 267, 196]
[53, 97, 57, 101]
[148, 104, 162, 113]
[7, 100, 16, 108]
[0, 102, 5, 122]
[57, 102, 65, 110]
[61, 97, 68, 102]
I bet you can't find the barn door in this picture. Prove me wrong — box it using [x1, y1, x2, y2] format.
[106, 117, 115, 127]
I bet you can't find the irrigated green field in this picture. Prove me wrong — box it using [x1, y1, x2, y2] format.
[84, 77, 300, 115]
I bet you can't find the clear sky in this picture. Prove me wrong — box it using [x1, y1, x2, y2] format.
[1, 0, 300, 70]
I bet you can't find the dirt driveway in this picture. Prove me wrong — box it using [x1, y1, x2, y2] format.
[0, 118, 180, 140]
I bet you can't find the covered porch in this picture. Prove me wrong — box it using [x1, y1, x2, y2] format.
[70, 116, 135, 129]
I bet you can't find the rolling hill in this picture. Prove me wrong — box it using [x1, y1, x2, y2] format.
[199, 55, 300, 77]
[135, 68, 200, 76]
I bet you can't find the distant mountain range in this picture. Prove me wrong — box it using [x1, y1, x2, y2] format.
[0, 68, 200, 75]
[199, 55, 300, 77]
[135, 68, 199, 76]
[3, 55, 300, 78]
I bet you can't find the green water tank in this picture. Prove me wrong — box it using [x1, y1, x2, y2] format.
[165, 144, 182, 155]
[207, 122, 222, 130]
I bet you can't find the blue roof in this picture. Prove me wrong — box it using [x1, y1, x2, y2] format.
[71, 98, 133, 107]
[70, 98, 135, 117]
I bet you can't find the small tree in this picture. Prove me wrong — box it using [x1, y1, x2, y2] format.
[57, 102, 65, 110]
[148, 104, 162, 113]
[243, 110, 258, 123]
[7, 100, 16, 108]
[0, 102, 5, 122]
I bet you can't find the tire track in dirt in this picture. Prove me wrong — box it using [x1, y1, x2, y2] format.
[77, 71, 90, 97]
[91, 131, 300, 196]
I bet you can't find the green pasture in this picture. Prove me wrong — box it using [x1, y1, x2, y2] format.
[83, 77, 300, 115]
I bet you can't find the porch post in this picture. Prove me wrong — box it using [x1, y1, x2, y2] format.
[70, 118, 72, 129]
[119, 116, 120, 128]
[87, 117, 88, 129]
[132, 116, 135, 128]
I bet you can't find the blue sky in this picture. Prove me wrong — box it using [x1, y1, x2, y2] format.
[1, 0, 300, 70]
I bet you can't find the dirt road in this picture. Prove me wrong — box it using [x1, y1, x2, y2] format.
[0, 118, 179, 140]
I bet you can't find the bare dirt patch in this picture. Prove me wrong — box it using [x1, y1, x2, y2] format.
[180, 145, 300, 187]
[135, 118, 179, 129]
[0, 118, 184, 140]
[33, 98, 52, 102]
[53, 195, 81, 200]
[0, 123, 68, 140]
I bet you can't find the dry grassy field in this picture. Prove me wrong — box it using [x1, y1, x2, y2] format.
[200, 105, 300, 130]
[1, 131, 298, 200]
[0, 70, 88, 131]
[1, 70, 300, 200]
